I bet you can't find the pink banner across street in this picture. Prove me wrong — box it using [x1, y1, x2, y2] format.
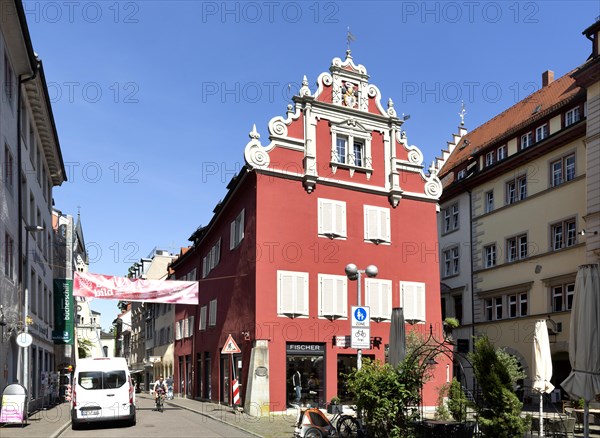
[74, 272, 198, 304]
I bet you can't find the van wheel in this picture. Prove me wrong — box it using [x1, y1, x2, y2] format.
[71, 421, 81, 430]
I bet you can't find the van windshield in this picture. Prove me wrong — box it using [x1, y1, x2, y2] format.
[79, 371, 127, 390]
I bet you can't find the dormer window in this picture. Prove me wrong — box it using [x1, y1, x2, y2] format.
[535, 124, 548, 142]
[565, 107, 580, 126]
[521, 132, 533, 149]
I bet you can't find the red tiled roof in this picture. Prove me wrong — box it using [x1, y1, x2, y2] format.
[440, 70, 583, 177]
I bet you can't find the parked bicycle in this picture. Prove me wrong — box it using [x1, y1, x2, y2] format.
[336, 406, 367, 438]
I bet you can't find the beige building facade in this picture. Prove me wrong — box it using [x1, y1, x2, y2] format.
[437, 20, 599, 402]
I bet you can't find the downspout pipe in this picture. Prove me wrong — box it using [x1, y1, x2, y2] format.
[17, 65, 40, 302]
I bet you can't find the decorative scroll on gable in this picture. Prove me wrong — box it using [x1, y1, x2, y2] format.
[243, 51, 443, 204]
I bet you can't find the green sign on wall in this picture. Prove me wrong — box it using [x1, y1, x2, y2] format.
[52, 279, 74, 345]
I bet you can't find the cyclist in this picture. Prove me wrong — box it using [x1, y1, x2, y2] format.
[153, 375, 167, 410]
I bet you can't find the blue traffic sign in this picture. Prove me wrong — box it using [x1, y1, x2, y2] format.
[354, 307, 367, 322]
[351, 306, 370, 327]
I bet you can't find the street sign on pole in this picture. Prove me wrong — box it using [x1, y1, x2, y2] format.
[351, 327, 370, 349]
[351, 306, 370, 349]
[352, 306, 370, 327]
[222, 334, 241, 354]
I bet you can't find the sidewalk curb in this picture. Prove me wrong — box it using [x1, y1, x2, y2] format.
[147, 395, 262, 438]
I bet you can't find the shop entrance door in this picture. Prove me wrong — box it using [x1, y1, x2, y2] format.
[286, 343, 325, 408]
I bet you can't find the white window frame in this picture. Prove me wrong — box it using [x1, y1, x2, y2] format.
[551, 218, 576, 250]
[485, 190, 494, 213]
[443, 204, 459, 234]
[186, 316, 194, 338]
[199, 306, 207, 331]
[401, 281, 426, 324]
[551, 153, 576, 187]
[484, 244, 496, 268]
[497, 145, 507, 161]
[230, 209, 245, 250]
[330, 125, 373, 172]
[443, 246, 459, 277]
[209, 299, 217, 326]
[318, 199, 347, 239]
[565, 107, 580, 127]
[506, 176, 526, 204]
[507, 234, 528, 262]
[457, 169, 466, 180]
[535, 124, 548, 142]
[277, 270, 309, 317]
[521, 132, 532, 149]
[365, 278, 392, 322]
[494, 296, 503, 320]
[318, 274, 347, 319]
[485, 151, 495, 167]
[364, 205, 391, 244]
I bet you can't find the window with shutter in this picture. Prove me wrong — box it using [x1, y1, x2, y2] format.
[199, 306, 207, 331]
[365, 279, 392, 321]
[364, 206, 391, 243]
[187, 316, 194, 337]
[318, 274, 347, 319]
[175, 321, 182, 340]
[209, 299, 217, 326]
[318, 199, 346, 238]
[277, 270, 309, 317]
[230, 210, 245, 249]
[401, 281, 426, 324]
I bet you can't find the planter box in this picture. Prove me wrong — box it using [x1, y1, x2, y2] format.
[327, 404, 343, 415]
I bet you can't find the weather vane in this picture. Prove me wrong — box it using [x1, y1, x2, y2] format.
[346, 27, 356, 53]
[459, 101, 467, 126]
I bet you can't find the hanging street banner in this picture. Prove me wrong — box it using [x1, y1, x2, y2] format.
[52, 279, 74, 345]
[73, 272, 198, 304]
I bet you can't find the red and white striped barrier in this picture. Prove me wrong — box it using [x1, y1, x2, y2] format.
[232, 379, 240, 405]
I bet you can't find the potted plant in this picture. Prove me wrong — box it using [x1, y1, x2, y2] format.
[443, 317, 460, 343]
[327, 396, 343, 414]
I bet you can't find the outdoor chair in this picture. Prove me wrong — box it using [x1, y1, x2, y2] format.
[545, 416, 575, 437]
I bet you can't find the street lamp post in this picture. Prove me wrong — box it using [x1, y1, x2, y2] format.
[345, 263, 378, 370]
[23, 224, 45, 400]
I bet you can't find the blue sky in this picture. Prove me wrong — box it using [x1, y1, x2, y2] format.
[24, 1, 599, 329]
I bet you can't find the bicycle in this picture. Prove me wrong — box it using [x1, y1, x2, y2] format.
[335, 406, 368, 438]
[155, 388, 165, 412]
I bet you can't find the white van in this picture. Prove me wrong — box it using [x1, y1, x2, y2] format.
[71, 357, 136, 429]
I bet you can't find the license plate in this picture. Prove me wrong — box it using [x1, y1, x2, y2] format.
[82, 410, 99, 417]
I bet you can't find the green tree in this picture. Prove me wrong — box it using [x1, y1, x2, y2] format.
[77, 338, 94, 358]
[469, 336, 528, 437]
[345, 359, 421, 438]
[447, 378, 470, 422]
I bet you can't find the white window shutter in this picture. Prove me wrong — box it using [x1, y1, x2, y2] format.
[336, 277, 347, 317]
[382, 208, 391, 242]
[296, 274, 309, 316]
[402, 282, 426, 323]
[364, 207, 373, 240]
[320, 200, 333, 234]
[189, 316, 194, 336]
[200, 306, 207, 331]
[230, 220, 236, 249]
[416, 283, 426, 322]
[320, 276, 335, 316]
[202, 257, 208, 278]
[381, 281, 392, 320]
[239, 209, 245, 241]
[215, 238, 221, 265]
[336, 202, 347, 237]
[279, 272, 294, 314]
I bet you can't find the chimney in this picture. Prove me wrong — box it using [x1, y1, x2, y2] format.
[542, 70, 554, 87]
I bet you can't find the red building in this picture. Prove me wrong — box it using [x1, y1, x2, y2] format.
[172, 52, 448, 415]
